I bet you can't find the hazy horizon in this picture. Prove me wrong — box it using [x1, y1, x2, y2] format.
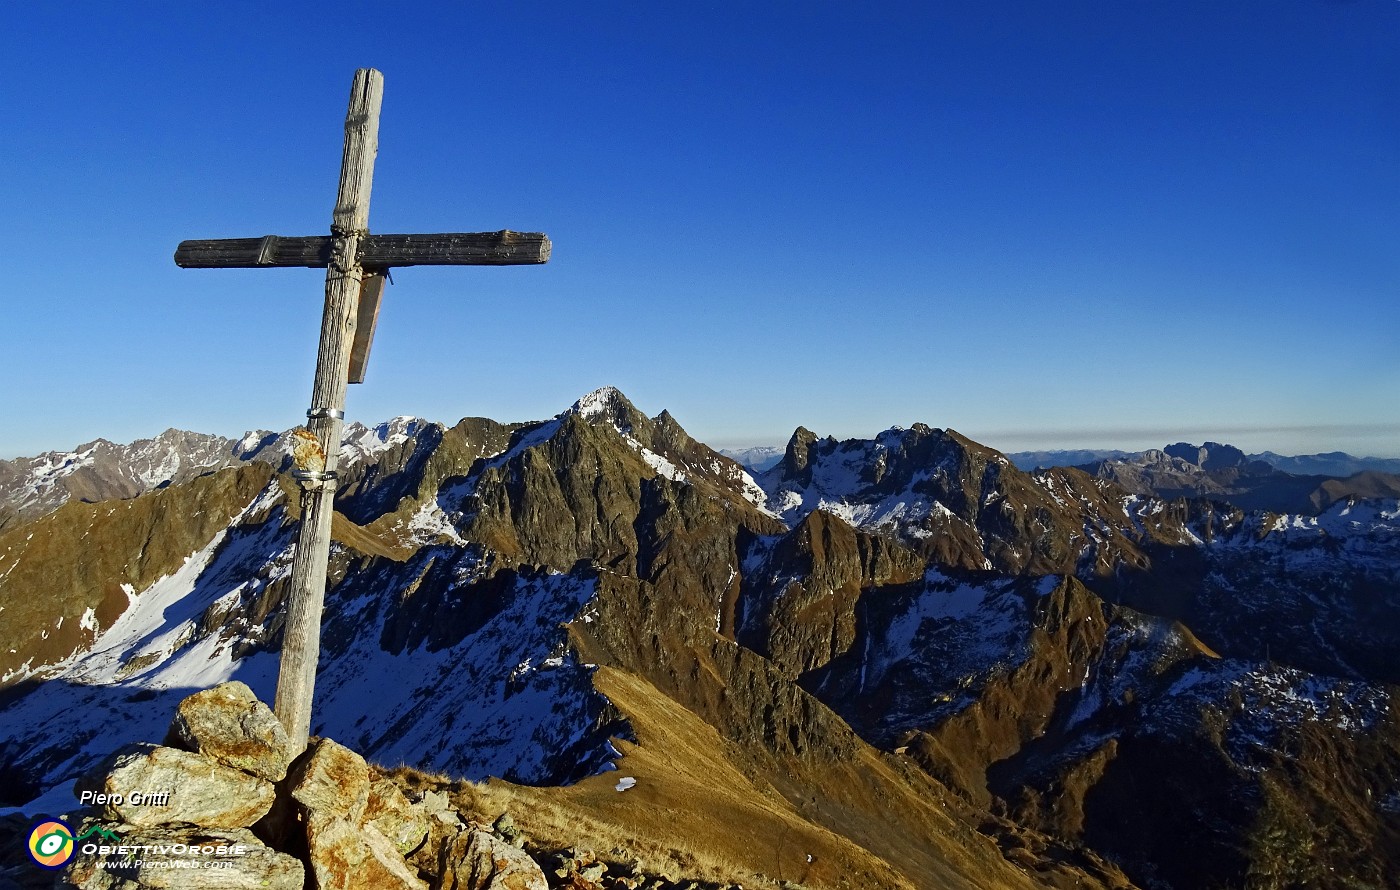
[6, 388, 1399, 463]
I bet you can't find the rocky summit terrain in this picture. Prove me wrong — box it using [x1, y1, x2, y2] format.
[0, 386, 1396, 889]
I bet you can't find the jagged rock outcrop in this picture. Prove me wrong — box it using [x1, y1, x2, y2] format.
[281, 739, 429, 888]
[736, 510, 924, 677]
[61, 684, 304, 888]
[289, 738, 373, 823]
[437, 829, 547, 890]
[303, 816, 427, 890]
[365, 778, 430, 856]
[1163, 441, 1255, 472]
[452, 397, 777, 572]
[759, 424, 1165, 576]
[335, 419, 445, 525]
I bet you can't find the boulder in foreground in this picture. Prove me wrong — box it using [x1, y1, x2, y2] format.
[166, 680, 292, 782]
[438, 828, 548, 890]
[78, 743, 276, 829]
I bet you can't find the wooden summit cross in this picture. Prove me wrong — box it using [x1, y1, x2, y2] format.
[174, 68, 550, 754]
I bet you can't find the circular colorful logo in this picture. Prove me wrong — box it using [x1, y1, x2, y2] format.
[27, 818, 75, 869]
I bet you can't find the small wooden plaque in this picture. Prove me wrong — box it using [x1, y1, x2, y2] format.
[347, 270, 387, 384]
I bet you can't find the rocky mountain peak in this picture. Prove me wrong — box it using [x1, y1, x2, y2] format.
[777, 426, 821, 482]
[339, 416, 434, 463]
[1164, 441, 1253, 472]
[565, 385, 644, 431]
[1130, 449, 1198, 471]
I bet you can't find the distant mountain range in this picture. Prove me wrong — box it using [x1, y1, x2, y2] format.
[1005, 445, 1400, 477]
[8, 432, 1392, 531]
[0, 416, 429, 533]
[1248, 449, 1400, 477]
[716, 445, 784, 473]
[1063, 441, 1400, 514]
[1, 389, 1397, 889]
[725, 444, 1400, 478]
[727, 441, 1400, 515]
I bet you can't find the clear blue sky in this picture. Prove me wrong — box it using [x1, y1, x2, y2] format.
[3, 2, 1397, 459]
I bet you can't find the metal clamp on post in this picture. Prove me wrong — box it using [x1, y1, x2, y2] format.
[291, 469, 338, 495]
[307, 407, 345, 421]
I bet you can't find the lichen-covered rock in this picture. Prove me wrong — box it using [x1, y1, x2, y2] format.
[165, 681, 291, 782]
[64, 825, 302, 889]
[305, 815, 427, 890]
[288, 738, 371, 823]
[490, 812, 519, 845]
[404, 793, 464, 877]
[416, 789, 463, 828]
[365, 777, 429, 855]
[79, 744, 275, 829]
[438, 828, 548, 890]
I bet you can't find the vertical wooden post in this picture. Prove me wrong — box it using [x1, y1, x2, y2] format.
[274, 68, 384, 754]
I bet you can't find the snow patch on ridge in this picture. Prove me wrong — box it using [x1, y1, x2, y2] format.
[868, 571, 1047, 703]
[1148, 660, 1390, 761]
[0, 481, 624, 795]
[569, 386, 625, 419]
[339, 416, 428, 465]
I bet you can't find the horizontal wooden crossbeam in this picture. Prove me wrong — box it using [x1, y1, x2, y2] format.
[174, 230, 551, 269]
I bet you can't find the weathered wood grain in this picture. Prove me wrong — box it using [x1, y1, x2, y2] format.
[274, 68, 383, 755]
[175, 66, 553, 753]
[174, 231, 551, 268]
[347, 271, 385, 384]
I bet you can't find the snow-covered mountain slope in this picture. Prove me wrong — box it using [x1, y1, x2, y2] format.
[0, 476, 626, 801]
[0, 387, 784, 798]
[717, 445, 784, 473]
[337, 415, 429, 465]
[0, 417, 436, 533]
[1118, 497, 1400, 683]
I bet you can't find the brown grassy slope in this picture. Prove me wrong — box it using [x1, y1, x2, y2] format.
[273, 474, 412, 563]
[0, 463, 275, 686]
[467, 666, 1041, 890]
[1310, 470, 1400, 511]
[0, 466, 415, 689]
[566, 565, 1059, 890]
